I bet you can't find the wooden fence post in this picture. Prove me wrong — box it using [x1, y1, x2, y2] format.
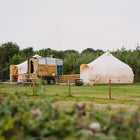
[68, 80, 71, 96]
[109, 79, 111, 99]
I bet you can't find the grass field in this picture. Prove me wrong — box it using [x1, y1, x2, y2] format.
[0, 83, 140, 139]
[0, 83, 140, 109]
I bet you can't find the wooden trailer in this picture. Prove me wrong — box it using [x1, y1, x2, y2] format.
[28, 57, 63, 84]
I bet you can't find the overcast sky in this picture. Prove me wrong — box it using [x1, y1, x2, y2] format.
[0, 0, 140, 52]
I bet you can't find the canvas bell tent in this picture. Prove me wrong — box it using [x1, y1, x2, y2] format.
[80, 52, 134, 85]
[10, 54, 41, 82]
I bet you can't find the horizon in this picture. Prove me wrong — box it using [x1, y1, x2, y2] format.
[1, 41, 139, 53]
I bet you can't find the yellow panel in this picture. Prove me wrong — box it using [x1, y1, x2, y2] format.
[38, 65, 56, 76]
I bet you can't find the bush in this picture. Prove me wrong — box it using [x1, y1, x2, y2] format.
[0, 94, 140, 140]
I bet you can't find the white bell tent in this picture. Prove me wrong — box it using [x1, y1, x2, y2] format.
[80, 52, 134, 84]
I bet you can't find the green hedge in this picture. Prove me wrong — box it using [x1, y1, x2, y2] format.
[0, 94, 140, 140]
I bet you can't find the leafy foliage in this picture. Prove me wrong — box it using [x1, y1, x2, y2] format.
[0, 94, 140, 140]
[0, 42, 20, 80]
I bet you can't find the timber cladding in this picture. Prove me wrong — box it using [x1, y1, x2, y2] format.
[56, 74, 80, 83]
[38, 65, 56, 76]
[10, 65, 18, 82]
[28, 58, 38, 79]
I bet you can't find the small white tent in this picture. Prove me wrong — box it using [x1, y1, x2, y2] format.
[80, 52, 134, 84]
[10, 54, 41, 82]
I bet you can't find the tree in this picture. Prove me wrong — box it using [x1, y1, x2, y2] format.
[10, 54, 22, 65]
[20, 47, 35, 61]
[63, 53, 80, 74]
[81, 48, 96, 54]
[2, 42, 20, 62]
[0, 42, 20, 81]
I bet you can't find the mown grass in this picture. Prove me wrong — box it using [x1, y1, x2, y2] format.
[0, 83, 140, 108]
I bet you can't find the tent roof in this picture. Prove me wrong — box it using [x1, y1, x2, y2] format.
[88, 52, 127, 67]
[80, 52, 134, 84]
[87, 52, 134, 76]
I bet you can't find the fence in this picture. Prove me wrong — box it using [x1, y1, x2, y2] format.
[42, 83, 140, 99]
[0, 81, 140, 101]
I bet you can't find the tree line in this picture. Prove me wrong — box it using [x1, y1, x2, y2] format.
[0, 42, 140, 82]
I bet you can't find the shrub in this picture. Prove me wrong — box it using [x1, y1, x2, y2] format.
[0, 95, 140, 140]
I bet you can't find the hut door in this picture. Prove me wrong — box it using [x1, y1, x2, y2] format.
[57, 66, 63, 75]
[30, 60, 34, 73]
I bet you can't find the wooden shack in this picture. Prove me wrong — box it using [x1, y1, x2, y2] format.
[28, 57, 63, 84]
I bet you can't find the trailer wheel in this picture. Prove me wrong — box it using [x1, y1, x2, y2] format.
[42, 79, 48, 85]
[50, 79, 55, 85]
